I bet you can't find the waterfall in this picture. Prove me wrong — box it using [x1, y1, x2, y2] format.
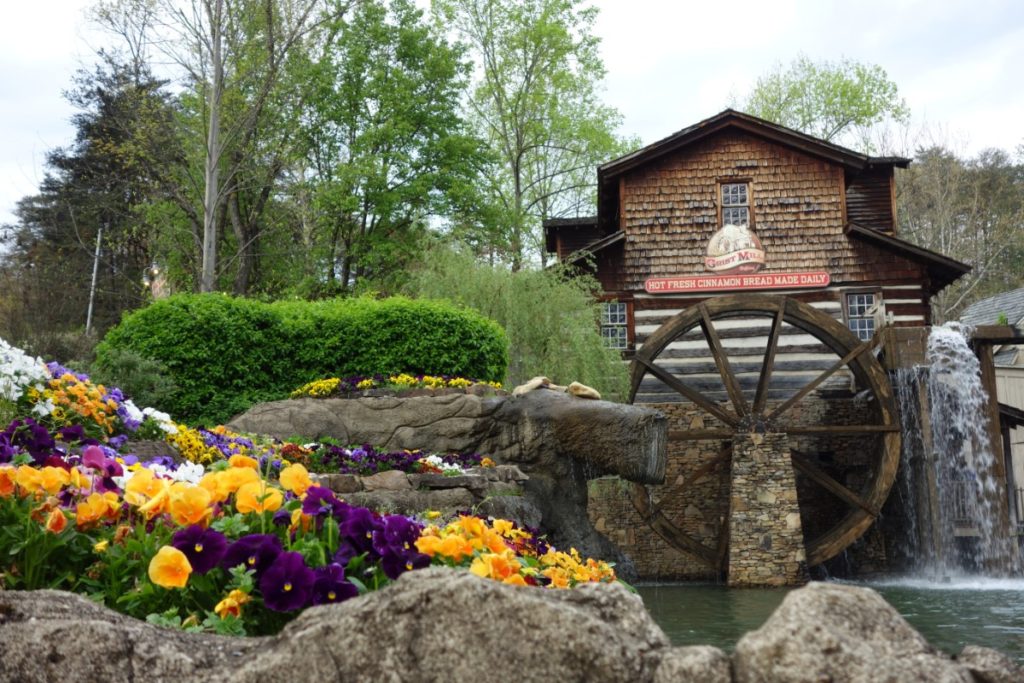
[894, 323, 1017, 576]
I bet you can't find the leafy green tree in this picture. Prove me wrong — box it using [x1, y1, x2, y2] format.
[898, 145, 1024, 320]
[94, 0, 340, 293]
[434, 0, 630, 270]
[293, 0, 482, 296]
[737, 54, 910, 151]
[0, 54, 182, 350]
[404, 244, 628, 400]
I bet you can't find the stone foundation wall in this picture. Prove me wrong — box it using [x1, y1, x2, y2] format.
[587, 394, 892, 579]
[727, 433, 806, 586]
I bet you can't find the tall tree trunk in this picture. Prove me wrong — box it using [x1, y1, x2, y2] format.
[201, 0, 225, 292]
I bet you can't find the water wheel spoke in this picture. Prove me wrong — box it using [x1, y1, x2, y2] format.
[791, 451, 879, 516]
[635, 355, 739, 427]
[783, 425, 899, 435]
[649, 511, 719, 567]
[766, 337, 877, 422]
[650, 444, 731, 517]
[699, 304, 748, 417]
[669, 429, 734, 440]
[752, 305, 785, 416]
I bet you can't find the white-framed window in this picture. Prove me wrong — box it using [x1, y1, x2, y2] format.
[601, 302, 628, 350]
[721, 182, 750, 226]
[845, 292, 879, 341]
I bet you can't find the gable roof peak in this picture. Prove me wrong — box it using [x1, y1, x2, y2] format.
[599, 109, 910, 179]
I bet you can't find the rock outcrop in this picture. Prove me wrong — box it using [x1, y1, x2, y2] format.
[733, 582, 978, 682]
[2, 576, 1020, 683]
[0, 569, 668, 683]
[229, 391, 668, 579]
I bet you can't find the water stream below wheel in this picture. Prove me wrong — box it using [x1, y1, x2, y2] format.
[638, 578, 1024, 662]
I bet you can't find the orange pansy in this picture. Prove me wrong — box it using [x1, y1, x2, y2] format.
[148, 546, 192, 589]
[235, 481, 283, 514]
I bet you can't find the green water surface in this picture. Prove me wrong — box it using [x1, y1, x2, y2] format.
[637, 578, 1024, 662]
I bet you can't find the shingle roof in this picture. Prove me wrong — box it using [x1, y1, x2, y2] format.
[960, 287, 1024, 327]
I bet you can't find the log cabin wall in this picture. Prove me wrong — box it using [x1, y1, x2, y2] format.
[617, 130, 911, 287]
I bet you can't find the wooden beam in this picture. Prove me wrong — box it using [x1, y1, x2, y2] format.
[649, 512, 719, 568]
[783, 425, 900, 435]
[650, 446, 732, 517]
[766, 338, 876, 421]
[753, 305, 785, 415]
[635, 355, 739, 427]
[669, 429, 735, 441]
[791, 452, 878, 516]
[699, 304, 749, 417]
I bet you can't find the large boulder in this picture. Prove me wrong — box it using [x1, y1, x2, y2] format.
[0, 569, 670, 683]
[229, 391, 668, 579]
[732, 582, 976, 682]
[1, 575, 1019, 682]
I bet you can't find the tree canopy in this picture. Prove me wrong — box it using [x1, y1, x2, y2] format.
[737, 54, 910, 152]
[434, 0, 632, 270]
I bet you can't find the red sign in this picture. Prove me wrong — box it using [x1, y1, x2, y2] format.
[644, 271, 830, 294]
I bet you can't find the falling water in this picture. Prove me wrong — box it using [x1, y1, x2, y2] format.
[895, 322, 1017, 576]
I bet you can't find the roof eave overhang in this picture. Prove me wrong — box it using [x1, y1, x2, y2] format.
[847, 222, 971, 292]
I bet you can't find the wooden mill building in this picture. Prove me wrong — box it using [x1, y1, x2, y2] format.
[545, 109, 967, 370]
[544, 110, 1007, 585]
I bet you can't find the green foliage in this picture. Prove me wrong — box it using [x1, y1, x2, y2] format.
[737, 54, 909, 151]
[89, 347, 178, 412]
[289, 0, 481, 297]
[898, 146, 1024, 320]
[95, 293, 508, 424]
[404, 246, 628, 400]
[434, 0, 632, 269]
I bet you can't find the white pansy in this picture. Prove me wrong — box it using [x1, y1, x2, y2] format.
[0, 337, 49, 403]
[420, 454, 463, 473]
[142, 406, 177, 434]
[121, 399, 144, 425]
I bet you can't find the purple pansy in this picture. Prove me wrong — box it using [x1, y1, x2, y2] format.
[221, 534, 283, 576]
[171, 526, 227, 575]
[259, 551, 315, 612]
[310, 563, 359, 605]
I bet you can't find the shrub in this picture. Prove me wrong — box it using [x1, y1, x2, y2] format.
[88, 348, 179, 414]
[403, 247, 628, 400]
[96, 294, 507, 424]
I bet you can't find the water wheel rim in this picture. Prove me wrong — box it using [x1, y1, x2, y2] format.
[627, 294, 900, 569]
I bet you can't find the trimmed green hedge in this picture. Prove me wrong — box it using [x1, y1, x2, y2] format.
[96, 294, 508, 425]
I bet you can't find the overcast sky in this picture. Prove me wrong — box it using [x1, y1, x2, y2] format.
[2, 0, 1022, 227]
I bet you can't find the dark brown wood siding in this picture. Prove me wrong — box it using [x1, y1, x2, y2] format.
[555, 227, 602, 260]
[846, 169, 895, 231]
[616, 130, 919, 291]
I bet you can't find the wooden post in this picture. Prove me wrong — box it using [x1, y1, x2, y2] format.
[975, 343, 1018, 572]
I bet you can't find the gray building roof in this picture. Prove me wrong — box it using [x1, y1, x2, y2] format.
[961, 287, 1024, 327]
[961, 287, 1024, 365]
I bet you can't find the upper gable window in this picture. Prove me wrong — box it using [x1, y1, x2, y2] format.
[721, 182, 750, 226]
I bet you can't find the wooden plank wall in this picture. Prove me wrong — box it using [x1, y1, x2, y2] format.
[631, 286, 928, 404]
[616, 130, 913, 291]
[846, 169, 895, 232]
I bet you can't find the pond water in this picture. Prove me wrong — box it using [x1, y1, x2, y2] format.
[637, 577, 1024, 662]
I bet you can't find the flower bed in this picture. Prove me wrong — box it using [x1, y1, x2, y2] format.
[0, 338, 619, 636]
[290, 373, 504, 399]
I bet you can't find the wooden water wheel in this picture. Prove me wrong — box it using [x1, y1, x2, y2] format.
[627, 294, 900, 570]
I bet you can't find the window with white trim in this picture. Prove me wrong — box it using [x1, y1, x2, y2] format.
[601, 302, 628, 350]
[845, 292, 878, 341]
[721, 182, 750, 226]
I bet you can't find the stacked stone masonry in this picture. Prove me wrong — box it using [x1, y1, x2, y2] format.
[588, 395, 891, 580]
[727, 432, 807, 587]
